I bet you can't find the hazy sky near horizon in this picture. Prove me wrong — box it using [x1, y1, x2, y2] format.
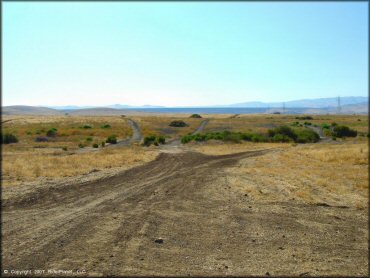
[3, 2, 368, 107]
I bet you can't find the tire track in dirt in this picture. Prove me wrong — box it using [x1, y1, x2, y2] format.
[166, 119, 209, 147]
[2, 148, 367, 276]
[2, 150, 270, 274]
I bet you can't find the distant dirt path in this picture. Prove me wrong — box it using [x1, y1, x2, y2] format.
[167, 119, 209, 147]
[114, 119, 142, 146]
[2, 148, 367, 276]
[192, 119, 209, 135]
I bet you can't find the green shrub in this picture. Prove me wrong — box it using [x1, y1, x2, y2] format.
[101, 124, 111, 129]
[295, 116, 313, 120]
[78, 143, 85, 148]
[157, 135, 166, 144]
[291, 122, 300, 127]
[62, 146, 68, 151]
[106, 135, 117, 144]
[93, 143, 99, 148]
[321, 123, 330, 129]
[26, 131, 32, 135]
[332, 125, 357, 138]
[143, 135, 166, 146]
[169, 120, 188, 127]
[295, 129, 320, 143]
[101, 141, 105, 147]
[1, 133, 19, 144]
[332, 136, 337, 141]
[304, 121, 312, 126]
[271, 134, 292, 142]
[143, 135, 156, 146]
[46, 128, 57, 137]
[331, 122, 338, 127]
[190, 114, 202, 118]
[81, 125, 92, 129]
[268, 126, 297, 141]
[86, 137, 93, 142]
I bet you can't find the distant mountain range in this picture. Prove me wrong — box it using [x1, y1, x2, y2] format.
[45, 96, 367, 110]
[222, 96, 368, 108]
[2, 96, 368, 115]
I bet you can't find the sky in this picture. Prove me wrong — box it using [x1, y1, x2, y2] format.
[3, 2, 368, 107]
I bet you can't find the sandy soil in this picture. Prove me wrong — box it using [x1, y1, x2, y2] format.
[2, 148, 367, 276]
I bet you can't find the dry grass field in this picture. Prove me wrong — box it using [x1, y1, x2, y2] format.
[1, 113, 368, 276]
[131, 115, 204, 139]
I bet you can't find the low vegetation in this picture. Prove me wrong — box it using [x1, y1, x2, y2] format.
[190, 114, 202, 118]
[106, 135, 117, 144]
[169, 120, 188, 127]
[143, 135, 166, 146]
[46, 128, 57, 137]
[181, 125, 320, 144]
[295, 116, 313, 120]
[1, 133, 19, 144]
[332, 125, 358, 138]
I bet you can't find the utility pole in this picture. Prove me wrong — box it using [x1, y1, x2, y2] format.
[337, 96, 341, 114]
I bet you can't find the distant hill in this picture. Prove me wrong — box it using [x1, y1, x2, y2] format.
[2, 105, 63, 115]
[227, 96, 368, 108]
[66, 107, 127, 116]
[3, 97, 368, 115]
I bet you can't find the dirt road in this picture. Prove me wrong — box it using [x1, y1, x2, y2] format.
[114, 119, 142, 147]
[2, 149, 367, 276]
[167, 119, 209, 147]
[192, 119, 209, 135]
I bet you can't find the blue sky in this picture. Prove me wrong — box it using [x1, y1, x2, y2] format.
[3, 2, 368, 107]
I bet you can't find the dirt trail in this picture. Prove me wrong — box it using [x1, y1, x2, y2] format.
[192, 119, 209, 134]
[115, 119, 142, 146]
[167, 119, 209, 147]
[2, 149, 367, 276]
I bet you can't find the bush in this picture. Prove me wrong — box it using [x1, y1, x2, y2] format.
[101, 124, 111, 129]
[46, 128, 57, 137]
[190, 114, 202, 118]
[271, 134, 292, 142]
[295, 116, 313, 120]
[268, 125, 319, 143]
[101, 141, 105, 147]
[321, 123, 330, 129]
[295, 129, 320, 143]
[331, 122, 338, 127]
[93, 143, 99, 148]
[35, 136, 49, 142]
[78, 143, 85, 148]
[304, 121, 312, 126]
[157, 135, 166, 144]
[143, 135, 165, 146]
[26, 131, 32, 135]
[62, 146, 68, 151]
[332, 125, 357, 138]
[268, 126, 297, 141]
[169, 120, 188, 127]
[106, 135, 117, 144]
[86, 137, 93, 142]
[1, 133, 19, 144]
[332, 136, 337, 141]
[81, 125, 92, 129]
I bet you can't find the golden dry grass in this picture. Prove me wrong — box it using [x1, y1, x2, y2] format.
[132, 115, 204, 139]
[192, 141, 368, 208]
[2, 145, 158, 186]
[204, 114, 369, 135]
[2, 115, 132, 149]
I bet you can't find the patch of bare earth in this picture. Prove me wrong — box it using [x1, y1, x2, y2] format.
[2, 141, 368, 276]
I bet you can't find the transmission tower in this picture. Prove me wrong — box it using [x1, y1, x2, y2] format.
[337, 96, 341, 114]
